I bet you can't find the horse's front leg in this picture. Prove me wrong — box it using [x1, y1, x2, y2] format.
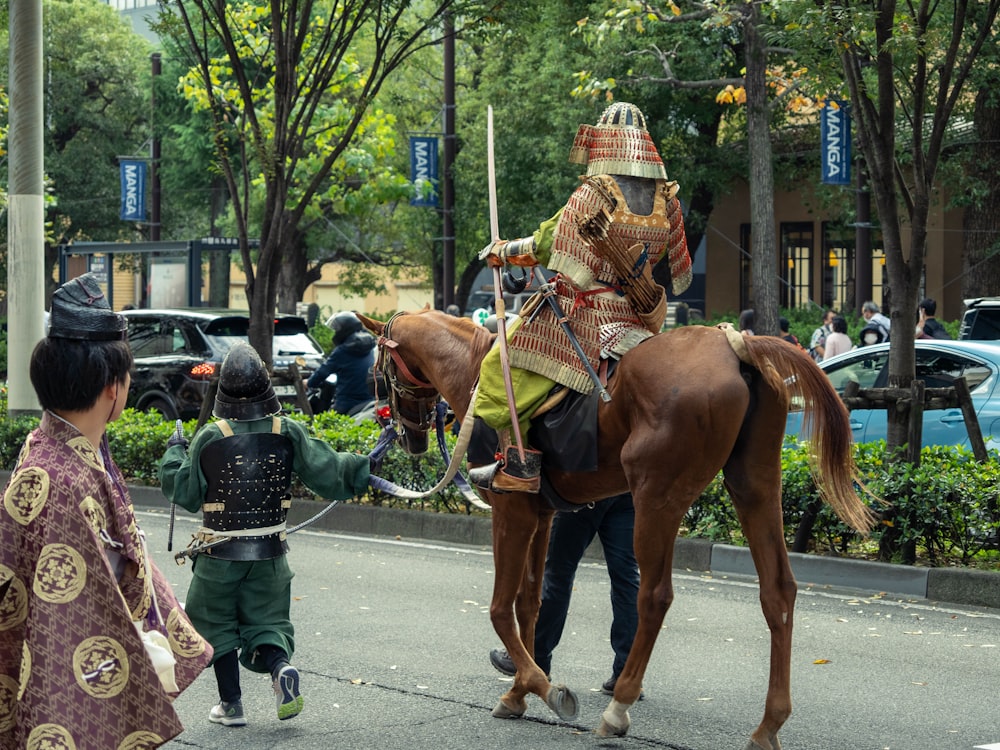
[488, 496, 576, 720]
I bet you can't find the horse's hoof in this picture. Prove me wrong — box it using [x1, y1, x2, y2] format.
[743, 739, 781, 750]
[596, 701, 631, 737]
[543, 683, 579, 721]
[492, 697, 527, 719]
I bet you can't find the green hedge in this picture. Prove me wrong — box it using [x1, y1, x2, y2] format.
[681, 437, 1000, 567]
[3, 394, 998, 567]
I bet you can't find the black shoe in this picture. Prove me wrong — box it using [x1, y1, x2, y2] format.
[489, 648, 516, 676]
[602, 674, 644, 701]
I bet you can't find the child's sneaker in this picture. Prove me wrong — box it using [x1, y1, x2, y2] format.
[273, 664, 303, 720]
[209, 699, 247, 727]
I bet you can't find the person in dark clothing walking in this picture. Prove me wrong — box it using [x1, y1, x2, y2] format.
[307, 312, 377, 415]
[487, 493, 642, 697]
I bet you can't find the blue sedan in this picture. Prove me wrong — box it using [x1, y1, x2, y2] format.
[786, 339, 1000, 449]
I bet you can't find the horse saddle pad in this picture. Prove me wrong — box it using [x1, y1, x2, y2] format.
[467, 359, 619, 473]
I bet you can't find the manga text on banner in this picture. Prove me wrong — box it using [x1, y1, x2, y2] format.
[120, 160, 147, 222]
[409, 136, 439, 207]
[820, 102, 851, 186]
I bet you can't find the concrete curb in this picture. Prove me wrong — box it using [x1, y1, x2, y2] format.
[68, 481, 1000, 611]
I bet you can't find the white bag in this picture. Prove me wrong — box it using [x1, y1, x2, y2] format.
[135, 530, 179, 693]
[134, 619, 179, 693]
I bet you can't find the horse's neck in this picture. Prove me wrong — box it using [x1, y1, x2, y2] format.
[428, 322, 489, 419]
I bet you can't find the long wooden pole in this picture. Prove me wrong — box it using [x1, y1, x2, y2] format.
[487, 106, 525, 460]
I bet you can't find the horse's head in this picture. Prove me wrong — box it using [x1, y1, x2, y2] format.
[358, 311, 439, 455]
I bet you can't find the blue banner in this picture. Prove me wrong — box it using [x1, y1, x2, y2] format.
[409, 136, 438, 207]
[820, 102, 851, 185]
[119, 160, 147, 221]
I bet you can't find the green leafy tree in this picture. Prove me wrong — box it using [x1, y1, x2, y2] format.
[157, 0, 493, 364]
[794, 0, 1000, 454]
[449, 2, 598, 308]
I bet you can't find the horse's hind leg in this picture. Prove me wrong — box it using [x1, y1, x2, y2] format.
[724, 442, 796, 750]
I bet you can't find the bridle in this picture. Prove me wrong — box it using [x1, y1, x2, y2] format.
[367, 311, 490, 511]
[375, 312, 441, 436]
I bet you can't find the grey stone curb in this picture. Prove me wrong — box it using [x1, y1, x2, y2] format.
[68, 480, 1000, 612]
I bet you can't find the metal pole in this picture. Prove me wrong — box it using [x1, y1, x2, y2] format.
[855, 156, 872, 314]
[7, 0, 45, 417]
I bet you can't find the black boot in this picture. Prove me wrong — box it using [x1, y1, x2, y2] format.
[469, 446, 542, 493]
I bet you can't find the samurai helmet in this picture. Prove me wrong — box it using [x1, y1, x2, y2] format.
[568, 101, 667, 180]
[213, 341, 281, 420]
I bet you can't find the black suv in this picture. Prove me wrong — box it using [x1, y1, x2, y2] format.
[122, 308, 326, 420]
[959, 297, 1000, 341]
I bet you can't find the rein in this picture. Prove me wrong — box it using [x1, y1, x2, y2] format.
[368, 401, 489, 510]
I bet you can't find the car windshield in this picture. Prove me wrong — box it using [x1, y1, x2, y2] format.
[202, 316, 323, 358]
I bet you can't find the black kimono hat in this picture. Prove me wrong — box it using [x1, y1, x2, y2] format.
[48, 273, 128, 341]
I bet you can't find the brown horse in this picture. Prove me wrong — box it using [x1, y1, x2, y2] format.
[359, 309, 872, 750]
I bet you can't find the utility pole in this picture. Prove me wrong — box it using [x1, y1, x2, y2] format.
[7, 0, 45, 416]
[441, 13, 456, 309]
[151, 52, 161, 242]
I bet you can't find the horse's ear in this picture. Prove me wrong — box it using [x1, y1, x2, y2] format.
[422, 303, 431, 311]
[356, 313, 385, 337]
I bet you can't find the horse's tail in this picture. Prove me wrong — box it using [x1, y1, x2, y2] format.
[741, 335, 876, 534]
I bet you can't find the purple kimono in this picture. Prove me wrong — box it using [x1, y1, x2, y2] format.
[0, 412, 212, 749]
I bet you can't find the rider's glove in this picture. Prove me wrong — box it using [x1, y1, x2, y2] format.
[479, 237, 539, 269]
[478, 239, 508, 268]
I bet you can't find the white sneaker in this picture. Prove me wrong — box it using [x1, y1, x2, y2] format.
[209, 699, 247, 727]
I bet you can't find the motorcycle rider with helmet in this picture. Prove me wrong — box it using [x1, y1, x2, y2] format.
[306, 312, 376, 415]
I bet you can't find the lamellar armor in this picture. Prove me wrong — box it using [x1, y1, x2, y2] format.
[484, 102, 692, 394]
[199, 417, 294, 560]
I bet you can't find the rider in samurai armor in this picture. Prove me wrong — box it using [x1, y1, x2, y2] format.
[471, 101, 692, 494]
[159, 341, 370, 727]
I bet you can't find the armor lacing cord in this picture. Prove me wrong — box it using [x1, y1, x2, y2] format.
[570, 285, 618, 317]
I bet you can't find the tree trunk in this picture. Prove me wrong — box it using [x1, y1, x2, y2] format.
[961, 88, 1000, 300]
[744, 4, 779, 336]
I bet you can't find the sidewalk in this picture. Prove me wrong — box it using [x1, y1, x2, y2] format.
[127, 484, 1000, 611]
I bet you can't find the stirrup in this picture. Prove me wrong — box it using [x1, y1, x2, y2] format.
[469, 461, 503, 492]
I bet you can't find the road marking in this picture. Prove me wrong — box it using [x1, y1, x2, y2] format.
[974, 744, 1000, 749]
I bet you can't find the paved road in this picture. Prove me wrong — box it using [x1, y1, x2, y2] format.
[142, 510, 1000, 750]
